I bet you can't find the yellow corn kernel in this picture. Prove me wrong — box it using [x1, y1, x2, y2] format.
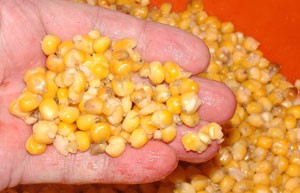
[131, 5, 149, 19]
[182, 133, 207, 153]
[74, 34, 94, 54]
[232, 140, 247, 161]
[153, 84, 171, 103]
[256, 136, 273, 149]
[130, 89, 151, 108]
[255, 160, 273, 174]
[26, 135, 47, 155]
[63, 48, 86, 67]
[75, 131, 90, 152]
[129, 128, 148, 148]
[32, 121, 58, 144]
[41, 34, 61, 55]
[201, 122, 223, 142]
[151, 110, 173, 129]
[106, 106, 124, 125]
[286, 164, 300, 177]
[170, 78, 199, 95]
[246, 101, 263, 114]
[190, 174, 208, 191]
[56, 40, 74, 56]
[135, 82, 153, 97]
[122, 110, 140, 133]
[18, 91, 41, 112]
[57, 122, 77, 137]
[83, 97, 104, 115]
[102, 97, 121, 116]
[174, 182, 195, 193]
[271, 139, 289, 156]
[121, 96, 133, 114]
[288, 105, 300, 119]
[164, 61, 182, 83]
[181, 92, 201, 114]
[220, 175, 235, 193]
[57, 88, 69, 104]
[23, 66, 46, 83]
[161, 125, 177, 143]
[91, 122, 111, 143]
[274, 156, 289, 172]
[283, 115, 297, 129]
[160, 2, 172, 15]
[111, 75, 135, 97]
[253, 172, 270, 186]
[179, 112, 200, 127]
[90, 62, 109, 80]
[43, 80, 58, 100]
[110, 59, 133, 75]
[9, 100, 31, 119]
[242, 36, 259, 52]
[39, 98, 59, 121]
[93, 36, 111, 53]
[140, 115, 158, 134]
[25, 72, 47, 95]
[166, 95, 182, 114]
[112, 38, 137, 51]
[71, 70, 87, 93]
[149, 61, 165, 85]
[105, 135, 126, 157]
[46, 54, 65, 73]
[58, 106, 80, 124]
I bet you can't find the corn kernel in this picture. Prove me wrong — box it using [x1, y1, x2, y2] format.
[26, 135, 47, 155]
[129, 128, 148, 148]
[41, 34, 61, 55]
[91, 122, 111, 143]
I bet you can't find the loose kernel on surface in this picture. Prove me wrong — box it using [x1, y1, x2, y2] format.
[41, 34, 61, 55]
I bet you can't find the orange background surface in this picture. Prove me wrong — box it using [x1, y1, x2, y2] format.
[151, 0, 300, 83]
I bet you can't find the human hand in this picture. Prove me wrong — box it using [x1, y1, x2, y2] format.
[0, 0, 236, 190]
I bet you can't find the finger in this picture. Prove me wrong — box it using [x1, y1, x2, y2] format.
[168, 120, 220, 163]
[36, 0, 210, 74]
[19, 141, 178, 185]
[195, 77, 236, 123]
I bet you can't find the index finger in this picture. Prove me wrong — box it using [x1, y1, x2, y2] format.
[36, 0, 210, 74]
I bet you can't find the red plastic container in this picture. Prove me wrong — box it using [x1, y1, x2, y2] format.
[151, 0, 300, 83]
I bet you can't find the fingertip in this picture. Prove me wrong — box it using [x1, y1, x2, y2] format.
[140, 22, 210, 74]
[196, 77, 237, 123]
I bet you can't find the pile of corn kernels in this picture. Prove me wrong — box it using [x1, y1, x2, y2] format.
[3, 0, 300, 192]
[9, 29, 222, 157]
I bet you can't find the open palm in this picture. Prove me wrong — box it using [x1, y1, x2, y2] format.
[0, 0, 236, 190]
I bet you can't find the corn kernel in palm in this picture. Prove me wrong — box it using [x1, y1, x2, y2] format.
[75, 131, 91, 152]
[111, 75, 135, 97]
[93, 36, 111, 53]
[164, 61, 182, 83]
[58, 105, 80, 124]
[26, 135, 47, 155]
[153, 84, 171, 103]
[77, 115, 96, 132]
[32, 121, 58, 144]
[112, 38, 137, 51]
[180, 112, 200, 127]
[151, 110, 173, 128]
[105, 135, 126, 157]
[26, 72, 47, 95]
[39, 98, 59, 121]
[129, 128, 148, 148]
[18, 91, 42, 112]
[122, 110, 140, 133]
[83, 97, 104, 115]
[91, 122, 111, 144]
[109, 59, 133, 75]
[149, 61, 165, 85]
[57, 122, 77, 137]
[41, 34, 61, 56]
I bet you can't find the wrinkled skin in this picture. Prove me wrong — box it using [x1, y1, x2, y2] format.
[0, 0, 236, 190]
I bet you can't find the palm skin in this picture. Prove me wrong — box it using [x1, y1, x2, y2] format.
[0, 0, 236, 190]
